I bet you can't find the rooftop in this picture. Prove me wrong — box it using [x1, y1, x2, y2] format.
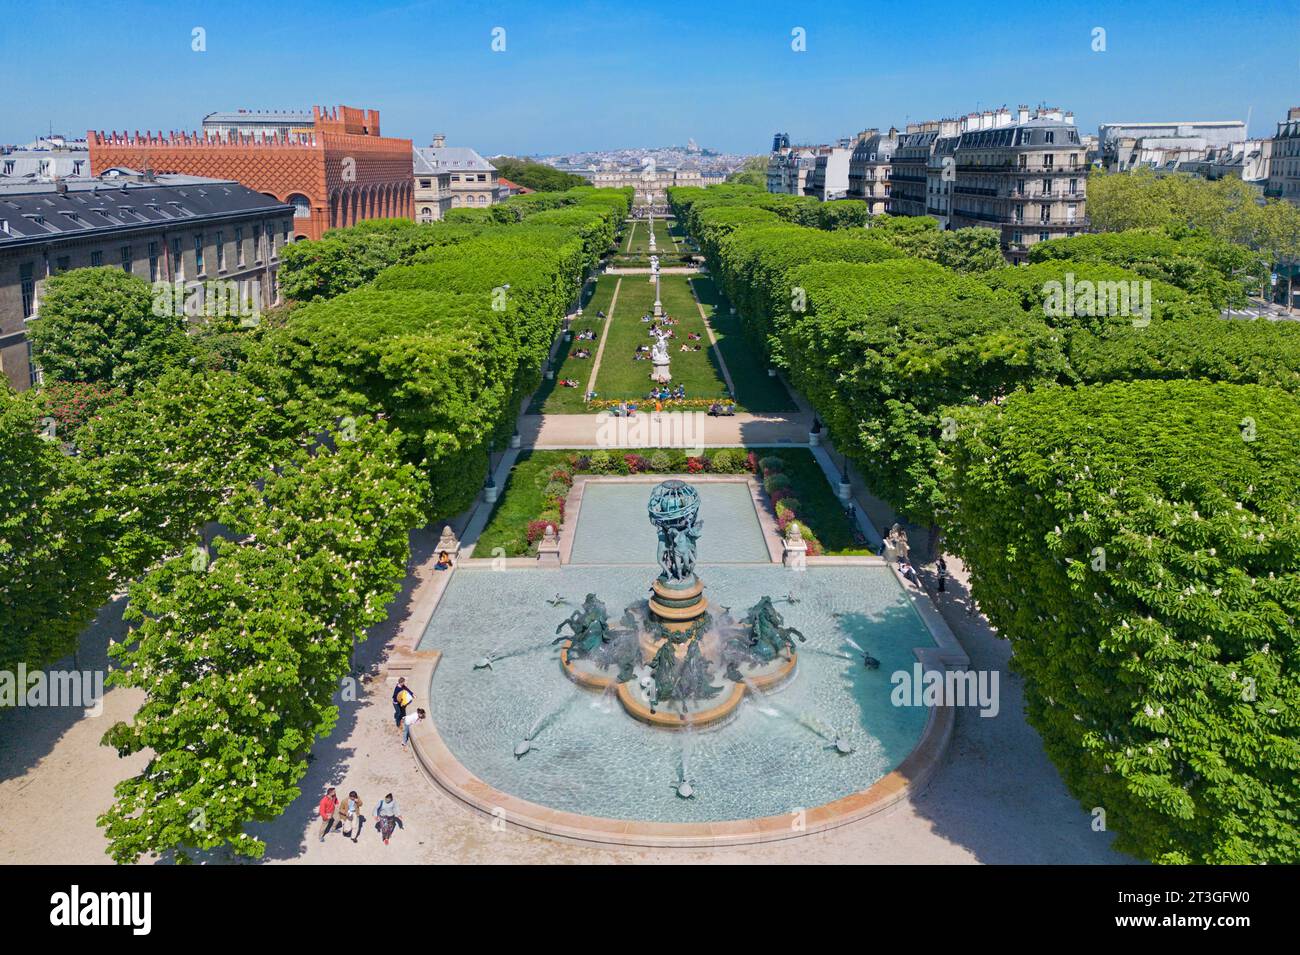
[413, 145, 495, 173]
[0, 171, 291, 244]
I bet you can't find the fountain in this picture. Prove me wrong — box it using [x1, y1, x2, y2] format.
[559, 480, 802, 728]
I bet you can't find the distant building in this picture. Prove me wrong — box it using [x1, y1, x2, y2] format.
[414, 135, 503, 210]
[0, 170, 293, 391]
[766, 146, 826, 195]
[589, 165, 703, 204]
[806, 143, 855, 201]
[1267, 107, 1300, 206]
[1, 136, 90, 180]
[412, 149, 454, 222]
[497, 177, 533, 197]
[200, 110, 316, 142]
[1098, 120, 1248, 173]
[846, 128, 900, 213]
[89, 105, 413, 241]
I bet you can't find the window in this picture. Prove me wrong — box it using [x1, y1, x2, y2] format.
[1041, 178, 1052, 196]
[38, 160, 50, 176]
[253, 224, 262, 263]
[148, 241, 159, 282]
[195, 234, 205, 275]
[121, 246, 133, 273]
[73, 160, 84, 175]
[216, 231, 225, 271]
[171, 237, 183, 281]
[420, 179, 431, 189]
[1067, 203, 1077, 223]
[90, 250, 103, 267]
[20, 263, 36, 317]
[1039, 231, 1050, 243]
[55, 256, 70, 273]
[288, 194, 311, 218]
[235, 227, 244, 266]
[1069, 178, 1078, 195]
[1044, 131, 1055, 144]
[1043, 153, 1055, 169]
[2, 160, 13, 174]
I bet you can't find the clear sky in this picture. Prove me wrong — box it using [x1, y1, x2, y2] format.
[2, 0, 1296, 155]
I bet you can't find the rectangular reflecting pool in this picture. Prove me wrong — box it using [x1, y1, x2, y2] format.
[568, 480, 770, 565]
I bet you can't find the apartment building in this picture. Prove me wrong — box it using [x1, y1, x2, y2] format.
[846, 128, 899, 213]
[0, 170, 292, 391]
[949, 106, 1086, 261]
[766, 146, 827, 195]
[806, 144, 854, 201]
[1267, 107, 1300, 207]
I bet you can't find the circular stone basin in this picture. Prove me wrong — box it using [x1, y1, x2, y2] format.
[418, 563, 936, 826]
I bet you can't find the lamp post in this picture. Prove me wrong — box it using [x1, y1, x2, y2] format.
[484, 440, 498, 503]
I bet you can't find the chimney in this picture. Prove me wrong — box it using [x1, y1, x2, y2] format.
[55, 178, 67, 195]
[143, 166, 156, 182]
[431, 133, 446, 148]
[1018, 104, 1030, 124]
[1064, 111, 1075, 125]
[1288, 106, 1300, 121]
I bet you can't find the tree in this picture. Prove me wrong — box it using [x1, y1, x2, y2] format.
[725, 156, 768, 189]
[489, 157, 588, 192]
[939, 380, 1300, 863]
[28, 268, 188, 390]
[99, 419, 422, 862]
[0, 387, 113, 673]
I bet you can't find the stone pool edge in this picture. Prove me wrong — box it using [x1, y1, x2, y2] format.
[404, 649, 956, 848]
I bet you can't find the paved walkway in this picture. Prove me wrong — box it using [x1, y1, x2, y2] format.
[516, 410, 814, 448]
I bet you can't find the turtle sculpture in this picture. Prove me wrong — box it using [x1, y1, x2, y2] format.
[513, 738, 538, 759]
[473, 650, 501, 671]
[862, 653, 881, 670]
[827, 735, 855, 755]
[671, 776, 695, 799]
[552, 593, 613, 657]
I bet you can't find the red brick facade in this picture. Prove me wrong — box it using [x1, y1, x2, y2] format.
[89, 106, 413, 241]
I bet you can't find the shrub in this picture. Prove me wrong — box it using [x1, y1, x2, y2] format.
[542, 480, 570, 501]
[623, 453, 647, 474]
[763, 473, 791, 495]
[758, 455, 785, 473]
[587, 450, 615, 473]
[709, 448, 741, 471]
[686, 456, 706, 473]
[775, 497, 802, 519]
[526, 519, 557, 544]
[648, 450, 672, 472]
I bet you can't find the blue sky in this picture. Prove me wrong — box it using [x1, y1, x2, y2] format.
[2, 0, 1296, 154]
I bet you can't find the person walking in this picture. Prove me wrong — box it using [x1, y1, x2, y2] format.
[936, 555, 948, 593]
[375, 794, 403, 845]
[392, 677, 413, 729]
[401, 708, 426, 748]
[335, 789, 363, 842]
[318, 787, 339, 842]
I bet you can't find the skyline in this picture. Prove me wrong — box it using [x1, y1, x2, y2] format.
[2, 0, 1297, 154]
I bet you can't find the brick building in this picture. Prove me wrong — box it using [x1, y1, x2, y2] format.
[89, 105, 413, 241]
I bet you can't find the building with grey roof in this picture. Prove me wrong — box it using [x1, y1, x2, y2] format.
[0, 170, 294, 391]
[201, 110, 316, 142]
[1, 135, 91, 180]
[413, 135, 502, 209]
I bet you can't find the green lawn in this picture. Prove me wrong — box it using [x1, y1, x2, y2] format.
[528, 276, 620, 413]
[690, 275, 796, 412]
[592, 274, 732, 404]
[623, 217, 677, 255]
[475, 447, 868, 557]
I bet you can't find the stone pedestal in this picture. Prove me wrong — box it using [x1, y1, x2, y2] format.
[837, 479, 852, 503]
[436, 525, 460, 560]
[808, 429, 821, 447]
[537, 524, 561, 565]
[782, 523, 808, 568]
[509, 431, 521, 449]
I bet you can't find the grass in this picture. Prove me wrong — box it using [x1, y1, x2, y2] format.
[528, 276, 620, 413]
[690, 275, 796, 412]
[624, 217, 677, 255]
[474, 447, 868, 557]
[591, 274, 732, 403]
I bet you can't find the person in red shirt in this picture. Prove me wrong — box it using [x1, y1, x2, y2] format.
[318, 787, 339, 842]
